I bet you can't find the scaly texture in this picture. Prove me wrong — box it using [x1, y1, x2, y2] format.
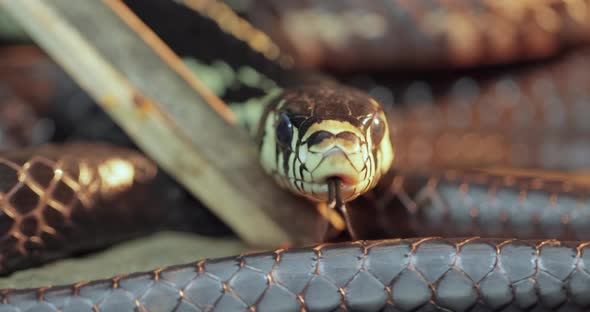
[3, 1, 590, 310]
[367, 169, 590, 241]
[249, 0, 590, 70]
[378, 48, 590, 171]
[0, 144, 165, 275]
[1, 238, 590, 311]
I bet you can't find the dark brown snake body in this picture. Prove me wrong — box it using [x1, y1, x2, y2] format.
[3, 0, 590, 311]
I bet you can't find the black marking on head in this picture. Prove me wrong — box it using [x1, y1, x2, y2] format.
[293, 119, 306, 193]
[292, 147, 300, 193]
[290, 115, 307, 128]
[282, 143, 291, 182]
[306, 130, 333, 149]
[299, 163, 307, 186]
[274, 139, 280, 173]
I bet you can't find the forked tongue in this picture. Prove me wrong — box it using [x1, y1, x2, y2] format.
[327, 178, 358, 240]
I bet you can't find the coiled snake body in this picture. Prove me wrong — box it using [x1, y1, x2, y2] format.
[3, 0, 590, 311]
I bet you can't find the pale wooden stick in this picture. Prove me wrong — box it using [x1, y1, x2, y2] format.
[0, 0, 321, 247]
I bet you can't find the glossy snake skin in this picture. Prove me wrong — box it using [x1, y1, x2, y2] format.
[3, 0, 590, 311]
[4, 238, 590, 311]
[249, 0, 590, 70]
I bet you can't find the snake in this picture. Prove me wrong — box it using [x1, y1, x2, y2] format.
[1, 0, 590, 311]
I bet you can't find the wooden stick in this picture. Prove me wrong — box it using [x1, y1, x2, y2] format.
[0, 0, 321, 247]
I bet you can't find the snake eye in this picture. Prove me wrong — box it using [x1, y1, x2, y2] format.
[276, 113, 293, 146]
[370, 117, 385, 145]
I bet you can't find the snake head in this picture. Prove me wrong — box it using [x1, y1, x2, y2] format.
[257, 85, 394, 202]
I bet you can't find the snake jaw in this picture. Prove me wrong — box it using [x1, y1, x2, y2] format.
[293, 180, 365, 202]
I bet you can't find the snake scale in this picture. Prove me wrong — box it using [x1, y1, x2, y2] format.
[2, 0, 590, 311]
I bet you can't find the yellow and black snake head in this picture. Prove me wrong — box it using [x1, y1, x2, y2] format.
[256, 85, 394, 202]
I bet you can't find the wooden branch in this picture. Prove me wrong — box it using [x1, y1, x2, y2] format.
[0, 0, 321, 247]
[0, 8, 29, 41]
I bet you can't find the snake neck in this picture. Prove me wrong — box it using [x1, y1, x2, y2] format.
[229, 88, 283, 139]
[181, 57, 394, 203]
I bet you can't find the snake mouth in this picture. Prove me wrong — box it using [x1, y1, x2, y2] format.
[292, 178, 364, 202]
[280, 170, 366, 201]
[322, 174, 358, 186]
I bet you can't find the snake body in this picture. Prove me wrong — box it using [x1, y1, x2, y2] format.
[2, 0, 590, 311]
[4, 238, 590, 311]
